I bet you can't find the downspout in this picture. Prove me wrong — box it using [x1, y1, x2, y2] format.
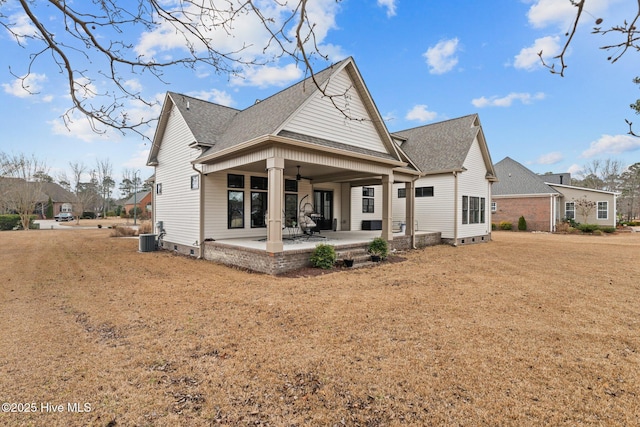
[550, 194, 556, 232]
[410, 175, 420, 249]
[453, 171, 459, 246]
[487, 179, 492, 239]
[192, 163, 204, 259]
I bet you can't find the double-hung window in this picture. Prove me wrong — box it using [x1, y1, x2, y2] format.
[565, 202, 575, 220]
[597, 201, 608, 219]
[362, 187, 374, 213]
[462, 196, 484, 224]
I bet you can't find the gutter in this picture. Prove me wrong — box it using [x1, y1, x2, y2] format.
[453, 170, 459, 246]
[192, 163, 205, 259]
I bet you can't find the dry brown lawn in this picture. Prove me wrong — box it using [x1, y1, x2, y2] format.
[1, 229, 639, 426]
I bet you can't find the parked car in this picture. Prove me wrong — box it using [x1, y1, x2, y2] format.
[54, 212, 74, 222]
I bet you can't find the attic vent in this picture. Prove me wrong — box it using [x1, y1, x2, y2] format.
[255, 99, 261, 104]
[186, 101, 190, 110]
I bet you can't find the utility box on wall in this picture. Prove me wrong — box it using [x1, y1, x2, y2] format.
[361, 220, 382, 230]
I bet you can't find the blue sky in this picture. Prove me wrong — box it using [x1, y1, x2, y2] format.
[1, 0, 639, 194]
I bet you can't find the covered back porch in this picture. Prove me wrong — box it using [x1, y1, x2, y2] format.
[203, 229, 442, 275]
[195, 135, 423, 261]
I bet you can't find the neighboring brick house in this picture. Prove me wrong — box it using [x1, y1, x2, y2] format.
[39, 182, 77, 217]
[124, 190, 152, 217]
[492, 157, 617, 231]
[0, 178, 77, 218]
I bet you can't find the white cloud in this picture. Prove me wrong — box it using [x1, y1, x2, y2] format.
[527, 0, 581, 29]
[123, 143, 152, 170]
[581, 134, 640, 157]
[135, 0, 340, 88]
[471, 92, 545, 108]
[513, 36, 560, 71]
[49, 111, 114, 143]
[301, 0, 341, 43]
[377, 0, 397, 17]
[316, 43, 348, 63]
[423, 38, 460, 75]
[527, 0, 611, 29]
[405, 105, 438, 122]
[2, 73, 48, 98]
[382, 111, 396, 123]
[49, 94, 162, 143]
[73, 77, 99, 100]
[536, 152, 563, 165]
[123, 79, 143, 93]
[231, 63, 303, 88]
[188, 89, 235, 107]
[5, 13, 39, 42]
[567, 163, 583, 177]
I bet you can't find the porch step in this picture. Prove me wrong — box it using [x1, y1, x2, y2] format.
[335, 247, 374, 267]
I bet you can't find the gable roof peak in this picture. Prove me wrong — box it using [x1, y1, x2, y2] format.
[493, 156, 560, 195]
[391, 113, 488, 175]
[392, 113, 479, 134]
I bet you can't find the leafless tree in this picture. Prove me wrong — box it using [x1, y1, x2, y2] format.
[0, 0, 349, 138]
[573, 196, 597, 224]
[619, 162, 640, 220]
[95, 158, 114, 217]
[580, 158, 624, 192]
[539, 1, 640, 76]
[0, 152, 49, 229]
[539, 1, 640, 135]
[69, 161, 97, 223]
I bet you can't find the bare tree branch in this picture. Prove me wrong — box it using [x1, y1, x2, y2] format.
[1, 0, 344, 138]
[538, 1, 640, 136]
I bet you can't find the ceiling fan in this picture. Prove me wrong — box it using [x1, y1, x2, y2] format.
[296, 165, 312, 181]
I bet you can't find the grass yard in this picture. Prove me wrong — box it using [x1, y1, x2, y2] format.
[1, 229, 639, 426]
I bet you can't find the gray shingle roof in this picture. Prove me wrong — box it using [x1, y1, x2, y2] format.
[492, 157, 560, 195]
[182, 59, 348, 158]
[0, 179, 77, 203]
[124, 190, 151, 205]
[393, 114, 482, 174]
[167, 93, 239, 146]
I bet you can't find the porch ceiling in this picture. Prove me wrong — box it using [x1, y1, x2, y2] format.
[212, 159, 387, 185]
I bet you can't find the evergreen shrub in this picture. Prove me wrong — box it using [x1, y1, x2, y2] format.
[518, 216, 527, 231]
[310, 244, 336, 269]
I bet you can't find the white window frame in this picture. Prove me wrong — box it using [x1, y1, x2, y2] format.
[565, 202, 575, 220]
[362, 187, 374, 213]
[190, 174, 199, 190]
[491, 201, 497, 212]
[597, 201, 608, 220]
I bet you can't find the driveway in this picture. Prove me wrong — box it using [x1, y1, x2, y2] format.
[35, 219, 140, 231]
[35, 219, 74, 229]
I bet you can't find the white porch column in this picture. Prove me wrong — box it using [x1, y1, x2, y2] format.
[405, 180, 416, 247]
[266, 157, 284, 253]
[381, 174, 394, 241]
[340, 182, 352, 231]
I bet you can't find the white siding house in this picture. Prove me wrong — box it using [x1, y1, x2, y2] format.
[147, 57, 497, 273]
[153, 104, 203, 249]
[392, 115, 496, 245]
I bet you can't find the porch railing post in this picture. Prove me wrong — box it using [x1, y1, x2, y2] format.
[266, 157, 284, 253]
[405, 180, 416, 248]
[381, 174, 394, 241]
